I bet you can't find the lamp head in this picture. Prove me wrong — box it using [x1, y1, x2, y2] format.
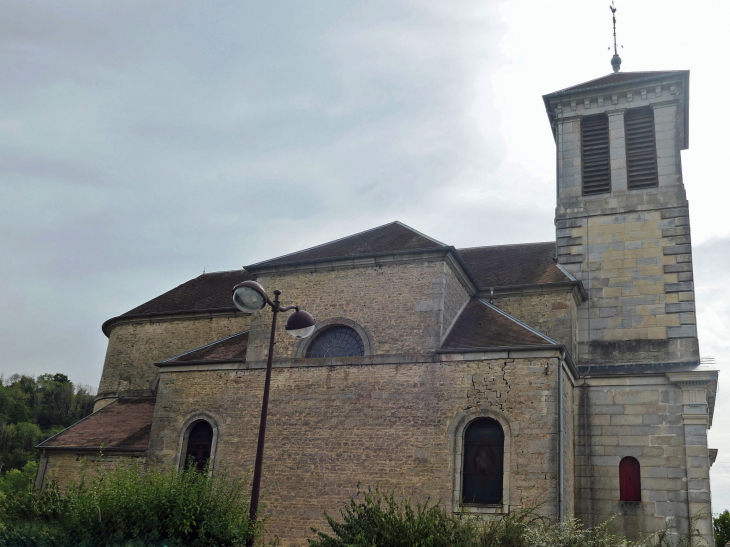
[232, 281, 268, 313]
[285, 309, 316, 339]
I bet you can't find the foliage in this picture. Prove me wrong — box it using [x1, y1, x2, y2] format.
[308, 486, 709, 547]
[0, 456, 266, 547]
[0, 461, 38, 496]
[715, 510, 730, 547]
[0, 373, 95, 474]
[308, 486, 480, 546]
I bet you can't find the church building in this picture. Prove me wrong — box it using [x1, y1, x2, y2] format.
[35, 67, 718, 545]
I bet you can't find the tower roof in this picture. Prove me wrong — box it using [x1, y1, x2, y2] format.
[544, 70, 688, 97]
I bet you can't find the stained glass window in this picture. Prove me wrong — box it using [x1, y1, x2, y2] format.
[462, 418, 504, 505]
[184, 420, 213, 471]
[305, 326, 365, 358]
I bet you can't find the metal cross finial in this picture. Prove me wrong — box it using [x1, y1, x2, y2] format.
[610, 2, 618, 55]
[609, 1, 622, 73]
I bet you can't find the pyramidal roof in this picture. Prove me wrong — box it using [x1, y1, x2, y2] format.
[246, 221, 445, 269]
[544, 70, 688, 97]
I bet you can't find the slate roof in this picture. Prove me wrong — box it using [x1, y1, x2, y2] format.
[102, 269, 253, 335]
[38, 398, 155, 451]
[457, 242, 568, 288]
[247, 221, 444, 268]
[102, 225, 576, 334]
[544, 70, 687, 96]
[440, 298, 555, 351]
[161, 331, 249, 364]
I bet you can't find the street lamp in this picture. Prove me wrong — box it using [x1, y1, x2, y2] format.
[232, 280, 316, 546]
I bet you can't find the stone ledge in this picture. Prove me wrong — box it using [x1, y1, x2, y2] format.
[666, 302, 694, 313]
[663, 245, 692, 256]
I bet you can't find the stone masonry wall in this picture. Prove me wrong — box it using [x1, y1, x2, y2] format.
[148, 356, 563, 545]
[97, 314, 251, 401]
[557, 208, 699, 364]
[38, 451, 145, 491]
[574, 379, 690, 539]
[247, 261, 470, 361]
[495, 292, 578, 355]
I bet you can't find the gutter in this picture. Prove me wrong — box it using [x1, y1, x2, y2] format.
[558, 349, 566, 521]
[37, 446, 148, 453]
[477, 281, 587, 302]
[102, 307, 240, 337]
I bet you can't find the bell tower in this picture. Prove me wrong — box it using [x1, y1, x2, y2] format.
[543, 70, 695, 366]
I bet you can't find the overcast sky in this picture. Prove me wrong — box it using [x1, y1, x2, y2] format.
[2, 0, 730, 512]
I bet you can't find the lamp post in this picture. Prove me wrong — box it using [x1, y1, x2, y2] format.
[232, 280, 316, 547]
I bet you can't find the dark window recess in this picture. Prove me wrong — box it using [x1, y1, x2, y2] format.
[581, 114, 611, 195]
[619, 456, 641, 502]
[626, 108, 658, 189]
[462, 418, 504, 505]
[305, 326, 365, 358]
[184, 421, 213, 471]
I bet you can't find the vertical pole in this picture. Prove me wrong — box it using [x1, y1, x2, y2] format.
[246, 290, 280, 547]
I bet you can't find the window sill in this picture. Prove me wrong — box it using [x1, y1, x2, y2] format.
[456, 503, 509, 515]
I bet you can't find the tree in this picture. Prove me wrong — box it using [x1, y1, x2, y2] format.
[715, 510, 730, 547]
[0, 374, 96, 475]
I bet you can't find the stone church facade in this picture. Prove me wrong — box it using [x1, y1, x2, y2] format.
[35, 70, 718, 546]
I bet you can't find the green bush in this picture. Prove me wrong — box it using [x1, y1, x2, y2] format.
[308, 486, 708, 547]
[0, 456, 264, 547]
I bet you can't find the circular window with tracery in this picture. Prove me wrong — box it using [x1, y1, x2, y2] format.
[305, 326, 365, 358]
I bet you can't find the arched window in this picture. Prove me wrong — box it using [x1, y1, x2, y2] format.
[462, 418, 504, 505]
[305, 326, 364, 358]
[184, 420, 213, 471]
[619, 456, 641, 502]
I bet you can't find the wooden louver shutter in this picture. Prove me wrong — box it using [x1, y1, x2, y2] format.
[625, 108, 658, 189]
[581, 114, 611, 195]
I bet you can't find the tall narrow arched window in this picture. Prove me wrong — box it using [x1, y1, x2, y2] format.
[184, 420, 213, 471]
[619, 456, 641, 501]
[462, 418, 504, 505]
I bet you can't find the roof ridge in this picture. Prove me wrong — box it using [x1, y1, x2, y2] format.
[393, 220, 446, 246]
[458, 241, 554, 251]
[246, 221, 402, 267]
[246, 220, 444, 268]
[477, 298, 558, 345]
[196, 268, 248, 276]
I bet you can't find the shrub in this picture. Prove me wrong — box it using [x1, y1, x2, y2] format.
[0, 456, 265, 547]
[308, 486, 708, 547]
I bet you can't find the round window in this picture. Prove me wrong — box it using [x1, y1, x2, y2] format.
[305, 326, 365, 358]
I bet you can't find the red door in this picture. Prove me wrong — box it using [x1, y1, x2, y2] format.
[619, 457, 641, 501]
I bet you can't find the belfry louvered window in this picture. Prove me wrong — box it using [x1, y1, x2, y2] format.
[625, 108, 658, 189]
[581, 114, 611, 195]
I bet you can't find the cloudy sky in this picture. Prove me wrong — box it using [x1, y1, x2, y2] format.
[2, 0, 730, 511]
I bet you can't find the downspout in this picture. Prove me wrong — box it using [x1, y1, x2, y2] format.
[558, 349, 566, 521]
